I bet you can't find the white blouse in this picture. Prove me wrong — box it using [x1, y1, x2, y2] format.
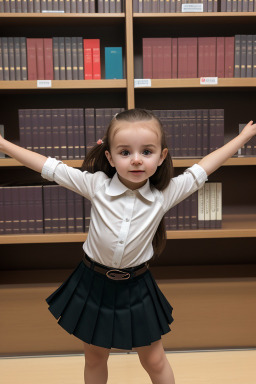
[41, 157, 207, 268]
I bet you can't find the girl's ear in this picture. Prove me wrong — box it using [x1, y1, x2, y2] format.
[105, 150, 115, 167]
[158, 148, 168, 166]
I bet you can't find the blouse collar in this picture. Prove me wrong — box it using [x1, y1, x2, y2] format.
[105, 173, 155, 202]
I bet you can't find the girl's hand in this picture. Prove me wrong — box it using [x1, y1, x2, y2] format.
[239, 121, 256, 143]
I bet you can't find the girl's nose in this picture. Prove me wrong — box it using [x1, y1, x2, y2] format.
[131, 152, 142, 165]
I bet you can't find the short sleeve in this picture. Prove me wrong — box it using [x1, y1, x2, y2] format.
[41, 157, 108, 200]
[162, 163, 208, 212]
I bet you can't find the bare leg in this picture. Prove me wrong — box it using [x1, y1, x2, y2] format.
[136, 340, 175, 384]
[83, 342, 110, 384]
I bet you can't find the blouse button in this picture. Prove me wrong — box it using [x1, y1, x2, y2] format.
[119, 240, 124, 244]
[125, 218, 129, 222]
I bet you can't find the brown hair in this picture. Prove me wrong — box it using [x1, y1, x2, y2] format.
[82, 108, 174, 257]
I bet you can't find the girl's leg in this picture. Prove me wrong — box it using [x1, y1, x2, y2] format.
[136, 339, 175, 384]
[83, 342, 110, 384]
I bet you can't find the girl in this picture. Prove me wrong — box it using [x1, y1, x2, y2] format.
[0, 109, 256, 384]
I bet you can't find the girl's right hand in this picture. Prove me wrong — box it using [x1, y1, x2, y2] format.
[239, 121, 256, 143]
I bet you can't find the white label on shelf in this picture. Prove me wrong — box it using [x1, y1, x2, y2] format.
[42, 10, 65, 13]
[182, 3, 204, 12]
[200, 77, 218, 85]
[134, 79, 152, 88]
[37, 80, 52, 88]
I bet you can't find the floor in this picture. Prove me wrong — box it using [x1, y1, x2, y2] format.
[1, 349, 256, 384]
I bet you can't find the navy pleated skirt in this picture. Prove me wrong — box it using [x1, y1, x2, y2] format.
[46, 259, 174, 350]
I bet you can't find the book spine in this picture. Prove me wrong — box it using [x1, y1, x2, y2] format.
[27, 38, 37, 80]
[66, 108, 74, 159]
[2, 37, 9, 81]
[85, 108, 95, 154]
[209, 183, 217, 229]
[59, 108, 67, 159]
[196, 109, 203, 157]
[216, 36, 225, 78]
[246, 35, 253, 78]
[66, 189, 75, 233]
[84, 43, 93, 79]
[45, 109, 53, 157]
[92, 47, 101, 79]
[198, 185, 205, 229]
[225, 36, 234, 78]
[191, 191, 198, 230]
[188, 109, 196, 157]
[216, 182, 222, 228]
[31, 109, 40, 154]
[59, 187, 68, 233]
[240, 35, 247, 78]
[44, 38, 54, 80]
[0, 39, 3, 81]
[234, 35, 241, 78]
[14, 37, 21, 80]
[43, 186, 52, 233]
[78, 108, 85, 159]
[71, 37, 78, 80]
[105, 47, 123, 79]
[74, 194, 84, 232]
[73, 108, 80, 159]
[8, 37, 15, 81]
[53, 37, 60, 80]
[20, 37, 27, 80]
[204, 183, 210, 228]
[143, 38, 153, 79]
[51, 109, 60, 159]
[38, 109, 46, 156]
[77, 37, 84, 80]
[65, 37, 72, 80]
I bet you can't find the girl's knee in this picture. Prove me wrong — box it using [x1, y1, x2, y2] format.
[83, 343, 110, 368]
[137, 343, 166, 374]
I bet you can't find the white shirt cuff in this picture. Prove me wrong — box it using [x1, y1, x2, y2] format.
[186, 163, 208, 187]
[41, 157, 63, 181]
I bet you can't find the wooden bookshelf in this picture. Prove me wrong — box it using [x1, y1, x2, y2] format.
[0, 80, 127, 90]
[0, 6, 256, 355]
[0, 214, 255, 244]
[1, 157, 256, 167]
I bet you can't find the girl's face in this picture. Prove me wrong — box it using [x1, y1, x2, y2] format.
[105, 119, 168, 190]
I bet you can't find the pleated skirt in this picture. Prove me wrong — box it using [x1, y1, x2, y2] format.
[46, 260, 174, 350]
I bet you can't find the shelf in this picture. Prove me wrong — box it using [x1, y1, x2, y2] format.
[1, 157, 256, 168]
[133, 12, 256, 18]
[0, 80, 127, 91]
[1, 214, 256, 244]
[0, 13, 125, 18]
[135, 78, 256, 89]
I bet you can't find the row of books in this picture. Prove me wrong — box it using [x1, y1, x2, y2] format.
[238, 124, 256, 156]
[0, 0, 124, 13]
[134, 0, 256, 12]
[18, 108, 124, 159]
[133, 0, 218, 12]
[234, 35, 256, 78]
[165, 183, 222, 230]
[0, 37, 123, 81]
[0, 183, 222, 235]
[153, 109, 224, 157]
[0, 185, 90, 234]
[221, 0, 256, 11]
[143, 36, 236, 79]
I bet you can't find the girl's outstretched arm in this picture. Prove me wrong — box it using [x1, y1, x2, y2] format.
[0, 134, 47, 173]
[198, 120, 256, 176]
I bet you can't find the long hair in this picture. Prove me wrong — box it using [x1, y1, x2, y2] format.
[82, 108, 174, 257]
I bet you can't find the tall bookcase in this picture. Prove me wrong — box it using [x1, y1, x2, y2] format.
[0, 4, 256, 356]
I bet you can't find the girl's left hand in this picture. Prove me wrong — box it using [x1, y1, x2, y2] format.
[239, 121, 256, 143]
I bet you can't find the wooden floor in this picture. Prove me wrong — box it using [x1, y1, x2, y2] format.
[1, 350, 256, 384]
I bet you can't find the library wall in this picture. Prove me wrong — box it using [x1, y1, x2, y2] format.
[1, 3, 256, 355]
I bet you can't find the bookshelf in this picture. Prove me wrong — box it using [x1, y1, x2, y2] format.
[0, 4, 256, 355]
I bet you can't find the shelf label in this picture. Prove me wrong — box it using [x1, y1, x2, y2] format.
[200, 77, 218, 85]
[182, 3, 204, 12]
[134, 79, 152, 88]
[37, 80, 52, 88]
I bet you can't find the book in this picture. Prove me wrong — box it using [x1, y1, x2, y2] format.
[83, 39, 101, 80]
[105, 47, 123, 79]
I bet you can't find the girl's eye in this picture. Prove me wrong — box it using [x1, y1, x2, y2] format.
[120, 150, 130, 156]
[143, 149, 152, 156]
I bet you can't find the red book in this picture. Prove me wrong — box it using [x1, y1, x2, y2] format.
[198, 37, 216, 77]
[36, 39, 44, 80]
[225, 37, 234, 78]
[216, 37, 225, 78]
[27, 38, 37, 80]
[83, 39, 101, 80]
[142, 38, 153, 78]
[178, 38, 197, 78]
[172, 38, 178, 79]
[44, 38, 54, 80]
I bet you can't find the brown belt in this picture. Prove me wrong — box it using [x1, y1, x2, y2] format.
[83, 255, 148, 281]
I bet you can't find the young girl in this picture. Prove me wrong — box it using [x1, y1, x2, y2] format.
[0, 108, 256, 384]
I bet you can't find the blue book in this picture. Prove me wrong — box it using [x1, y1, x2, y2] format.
[105, 47, 123, 79]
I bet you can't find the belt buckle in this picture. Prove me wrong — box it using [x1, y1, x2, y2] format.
[106, 269, 130, 280]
